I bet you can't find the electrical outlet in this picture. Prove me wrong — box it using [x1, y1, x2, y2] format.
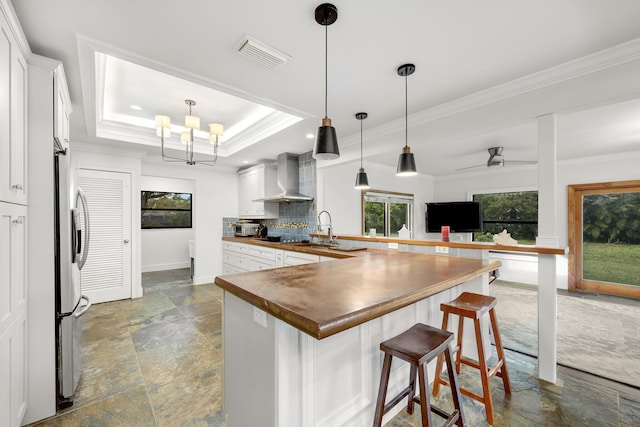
[435, 246, 449, 254]
[388, 242, 399, 249]
[253, 307, 267, 328]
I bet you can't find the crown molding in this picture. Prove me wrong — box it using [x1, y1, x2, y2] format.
[0, 0, 30, 57]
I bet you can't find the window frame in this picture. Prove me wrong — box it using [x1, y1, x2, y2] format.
[361, 189, 414, 237]
[568, 180, 640, 297]
[141, 191, 193, 229]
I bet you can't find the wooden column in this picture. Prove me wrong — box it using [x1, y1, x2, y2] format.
[536, 113, 558, 383]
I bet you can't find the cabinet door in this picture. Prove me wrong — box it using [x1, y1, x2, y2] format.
[0, 17, 27, 205]
[238, 165, 278, 218]
[238, 169, 259, 217]
[0, 202, 27, 427]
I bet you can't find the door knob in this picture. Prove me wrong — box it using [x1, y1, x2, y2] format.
[124, 239, 130, 243]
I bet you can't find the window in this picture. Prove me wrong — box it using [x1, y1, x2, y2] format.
[141, 191, 192, 229]
[362, 190, 413, 237]
[472, 191, 538, 244]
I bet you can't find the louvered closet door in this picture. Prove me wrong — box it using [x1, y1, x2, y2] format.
[78, 169, 132, 303]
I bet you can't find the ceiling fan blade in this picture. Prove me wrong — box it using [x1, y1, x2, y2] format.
[504, 160, 536, 165]
[454, 163, 486, 171]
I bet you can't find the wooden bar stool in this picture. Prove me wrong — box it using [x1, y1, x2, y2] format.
[432, 292, 511, 425]
[373, 323, 465, 427]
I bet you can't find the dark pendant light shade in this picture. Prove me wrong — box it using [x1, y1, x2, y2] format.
[314, 118, 339, 160]
[397, 147, 417, 176]
[354, 112, 369, 189]
[396, 63, 418, 176]
[355, 168, 369, 189]
[313, 3, 340, 160]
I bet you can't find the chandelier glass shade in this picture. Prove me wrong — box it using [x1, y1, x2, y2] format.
[155, 99, 223, 166]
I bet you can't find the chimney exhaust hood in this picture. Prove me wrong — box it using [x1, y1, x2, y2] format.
[255, 153, 314, 202]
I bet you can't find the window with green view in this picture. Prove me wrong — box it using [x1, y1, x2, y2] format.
[362, 191, 413, 237]
[473, 191, 538, 244]
[141, 191, 192, 229]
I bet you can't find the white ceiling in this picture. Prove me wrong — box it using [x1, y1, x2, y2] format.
[10, 0, 640, 175]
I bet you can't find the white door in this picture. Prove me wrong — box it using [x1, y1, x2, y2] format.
[77, 169, 132, 303]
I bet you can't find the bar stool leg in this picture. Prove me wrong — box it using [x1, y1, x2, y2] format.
[455, 315, 464, 374]
[417, 363, 432, 427]
[444, 347, 465, 427]
[489, 308, 512, 394]
[432, 312, 450, 397]
[406, 364, 417, 415]
[373, 353, 393, 427]
[474, 317, 495, 425]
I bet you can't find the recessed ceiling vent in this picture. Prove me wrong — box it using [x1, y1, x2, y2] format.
[236, 35, 291, 70]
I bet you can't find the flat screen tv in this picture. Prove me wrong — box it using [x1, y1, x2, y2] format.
[425, 201, 482, 233]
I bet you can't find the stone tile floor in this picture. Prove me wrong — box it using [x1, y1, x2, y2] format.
[30, 269, 640, 426]
[492, 280, 640, 388]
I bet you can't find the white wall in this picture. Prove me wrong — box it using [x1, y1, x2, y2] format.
[141, 175, 195, 272]
[142, 161, 238, 285]
[317, 160, 435, 239]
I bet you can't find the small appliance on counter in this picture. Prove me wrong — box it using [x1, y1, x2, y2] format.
[256, 224, 268, 238]
[234, 221, 259, 237]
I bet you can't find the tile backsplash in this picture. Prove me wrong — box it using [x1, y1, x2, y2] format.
[223, 152, 317, 241]
[265, 152, 317, 241]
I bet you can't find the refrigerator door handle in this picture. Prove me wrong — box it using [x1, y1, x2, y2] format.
[73, 295, 92, 318]
[76, 187, 90, 270]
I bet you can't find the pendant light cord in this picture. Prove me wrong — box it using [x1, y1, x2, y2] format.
[360, 119, 363, 168]
[324, 21, 328, 118]
[404, 73, 408, 148]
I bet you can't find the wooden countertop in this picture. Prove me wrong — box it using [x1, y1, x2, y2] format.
[215, 246, 500, 340]
[309, 233, 568, 255]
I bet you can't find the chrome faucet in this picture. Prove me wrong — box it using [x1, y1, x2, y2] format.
[317, 210, 336, 244]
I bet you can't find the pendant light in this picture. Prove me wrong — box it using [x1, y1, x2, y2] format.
[354, 112, 370, 189]
[396, 63, 418, 176]
[313, 3, 340, 160]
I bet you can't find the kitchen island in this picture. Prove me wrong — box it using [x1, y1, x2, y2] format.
[215, 244, 500, 427]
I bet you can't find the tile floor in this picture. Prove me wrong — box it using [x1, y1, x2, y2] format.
[29, 269, 640, 426]
[30, 268, 224, 426]
[491, 280, 640, 388]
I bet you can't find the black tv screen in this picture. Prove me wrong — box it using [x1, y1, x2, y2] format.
[425, 201, 483, 233]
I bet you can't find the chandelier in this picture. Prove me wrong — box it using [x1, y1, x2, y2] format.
[155, 99, 224, 166]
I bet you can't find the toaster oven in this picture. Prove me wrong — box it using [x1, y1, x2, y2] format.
[234, 222, 259, 237]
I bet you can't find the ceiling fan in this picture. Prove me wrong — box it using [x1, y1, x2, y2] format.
[455, 147, 536, 171]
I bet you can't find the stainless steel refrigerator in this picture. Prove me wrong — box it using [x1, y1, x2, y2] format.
[54, 148, 91, 409]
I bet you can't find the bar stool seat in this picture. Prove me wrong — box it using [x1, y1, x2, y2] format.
[432, 292, 511, 425]
[373, 323, 465, 427]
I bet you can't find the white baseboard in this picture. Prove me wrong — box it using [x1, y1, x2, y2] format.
[194, 275, 215, 285]
[142, 261, 190, 272]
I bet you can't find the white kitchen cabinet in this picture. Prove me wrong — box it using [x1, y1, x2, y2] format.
[237, 164, 278, 219]
[283, 251, 320, 266]
[0, 10, 28, 205]
[223, 241, 322, 273]
[0, 202, 28, 427]
[222, 242, 249, 272]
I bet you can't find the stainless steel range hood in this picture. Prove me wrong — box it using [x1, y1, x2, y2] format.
[255, 153, 313, 202]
